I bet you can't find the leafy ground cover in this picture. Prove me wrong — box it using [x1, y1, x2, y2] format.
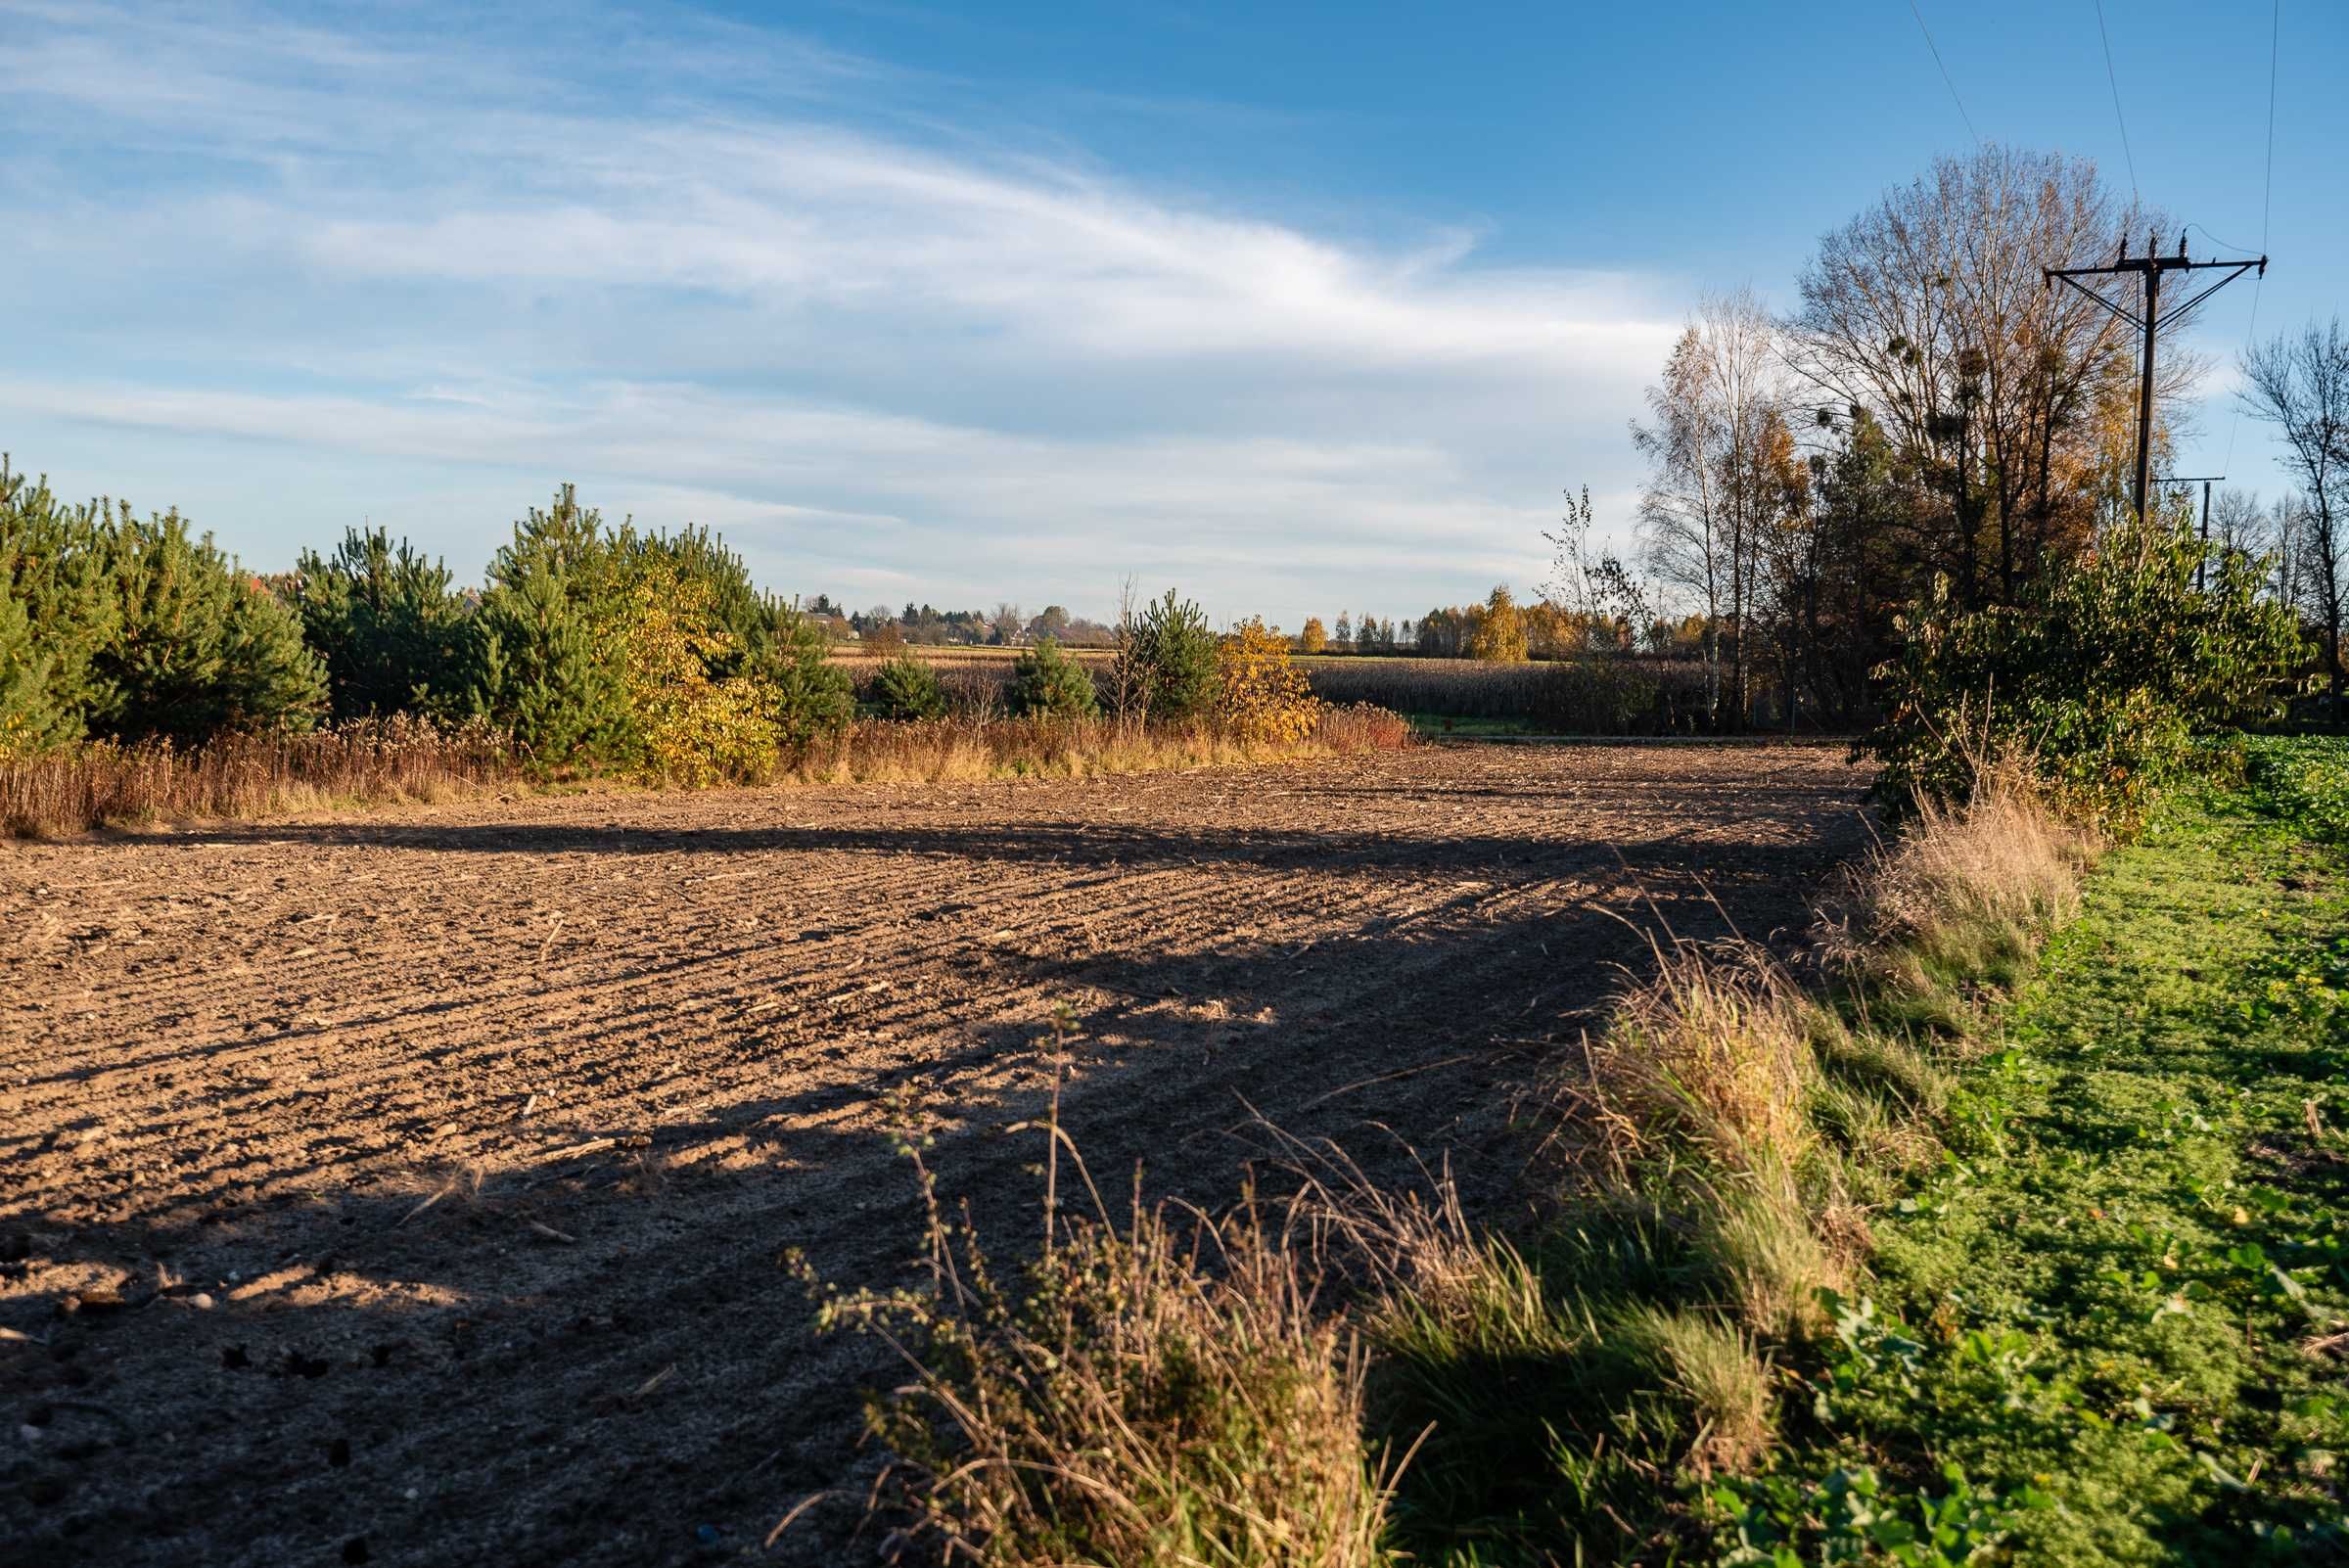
[1718, 738, 2349, 1565]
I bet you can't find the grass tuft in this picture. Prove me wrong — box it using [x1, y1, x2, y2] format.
[806, 1073, 1407, 1568]
[1611, 1305, 1776, 1479]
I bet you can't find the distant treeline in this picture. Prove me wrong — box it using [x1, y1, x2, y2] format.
[1301, 592, 1711, 664]
[802, 595, 1118, 650]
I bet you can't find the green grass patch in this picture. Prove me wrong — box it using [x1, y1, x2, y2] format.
[1405, 712, 1554, 737]
[1717, 741, 2349, 1564]
[2246, 734, 2349, 849]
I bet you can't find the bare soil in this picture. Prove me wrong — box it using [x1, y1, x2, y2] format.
[2, 742, 1866, 1566]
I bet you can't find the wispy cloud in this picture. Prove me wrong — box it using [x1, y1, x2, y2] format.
[1, 0, 1681, 621]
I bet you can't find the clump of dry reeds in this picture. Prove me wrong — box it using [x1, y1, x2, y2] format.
[1312, 701, 1413, 754]
[0, 715, 513, 837]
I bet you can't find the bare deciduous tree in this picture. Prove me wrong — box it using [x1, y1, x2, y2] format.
[2241, 319, 2349, 716]
[1785, 145, 2195, 605]
[2209, 487, 2265, 564]
[1543, 483, 1646, 650]
[2270, 494, 2310, 609]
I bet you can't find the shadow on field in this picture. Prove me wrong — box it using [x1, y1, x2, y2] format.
[165, 777, 1848, 890]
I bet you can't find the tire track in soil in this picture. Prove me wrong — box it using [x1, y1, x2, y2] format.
[1, 742, 1865, 1567]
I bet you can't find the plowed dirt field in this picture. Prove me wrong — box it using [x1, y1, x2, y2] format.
[3, 742, 1865, 1566]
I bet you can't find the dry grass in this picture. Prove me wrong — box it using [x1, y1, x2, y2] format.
[1, 707, 1408, 838]
[1589, 942, 1819, 1178]
[1560, 941, 1848, 1336]
[811, 1096, 1406, 1568]
[1610, 1305, 1776, 1479]
[1272, 1130, 1585, 1368]
[1700, 1157, 1849, 1340]
[0, 716, 511, 837]
[1271, 1125, 1778, 1523]
[1539, 758, 2090, 1340]
[1849, 758, 2095, 971]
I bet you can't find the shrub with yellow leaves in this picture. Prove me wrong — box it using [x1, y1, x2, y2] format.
[601, 560, 783, 785]
[1216, 618, 1319, 744]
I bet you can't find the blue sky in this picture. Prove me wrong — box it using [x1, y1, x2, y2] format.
[3, 0, 2337, 626]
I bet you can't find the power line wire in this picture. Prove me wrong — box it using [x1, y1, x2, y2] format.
[1906, 0, 1980, 147]
[2093, 0, 2140, 202]
[2261, 0, 2278, 248]
[2221, 0, 2280, 477]
[2187, 222, 2258, 255]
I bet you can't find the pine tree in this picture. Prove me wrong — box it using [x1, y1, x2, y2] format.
[1112, 589, 1218, 722]
[871, 654, 947, 719]
[470, 485, 635, 764]
[472, 555, 632, 764]
[0, 460, 117, 750]
[95, 503, 326, 743]
[1007, 635, 1099, 719]
[0, 578, 44, 752]
[745, 597, 854, 748]
[293, 527, 471, 719]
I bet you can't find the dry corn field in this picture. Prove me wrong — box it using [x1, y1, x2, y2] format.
[824, 647, 1710, 728]
[2, 742, 1866, 1567]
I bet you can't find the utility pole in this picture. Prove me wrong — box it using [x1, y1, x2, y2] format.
[2163, 475, 2226, 588]
[2046, 233, 2265, 527]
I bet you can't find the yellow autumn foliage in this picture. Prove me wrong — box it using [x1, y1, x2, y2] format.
[1216, 618, 1318, 744]
[604, 561, 782, 785]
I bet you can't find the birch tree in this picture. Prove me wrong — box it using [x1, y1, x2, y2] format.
[1635, 288, 1785, 728]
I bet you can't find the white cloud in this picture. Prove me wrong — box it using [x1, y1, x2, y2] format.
[0, 0, 1683, 623]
